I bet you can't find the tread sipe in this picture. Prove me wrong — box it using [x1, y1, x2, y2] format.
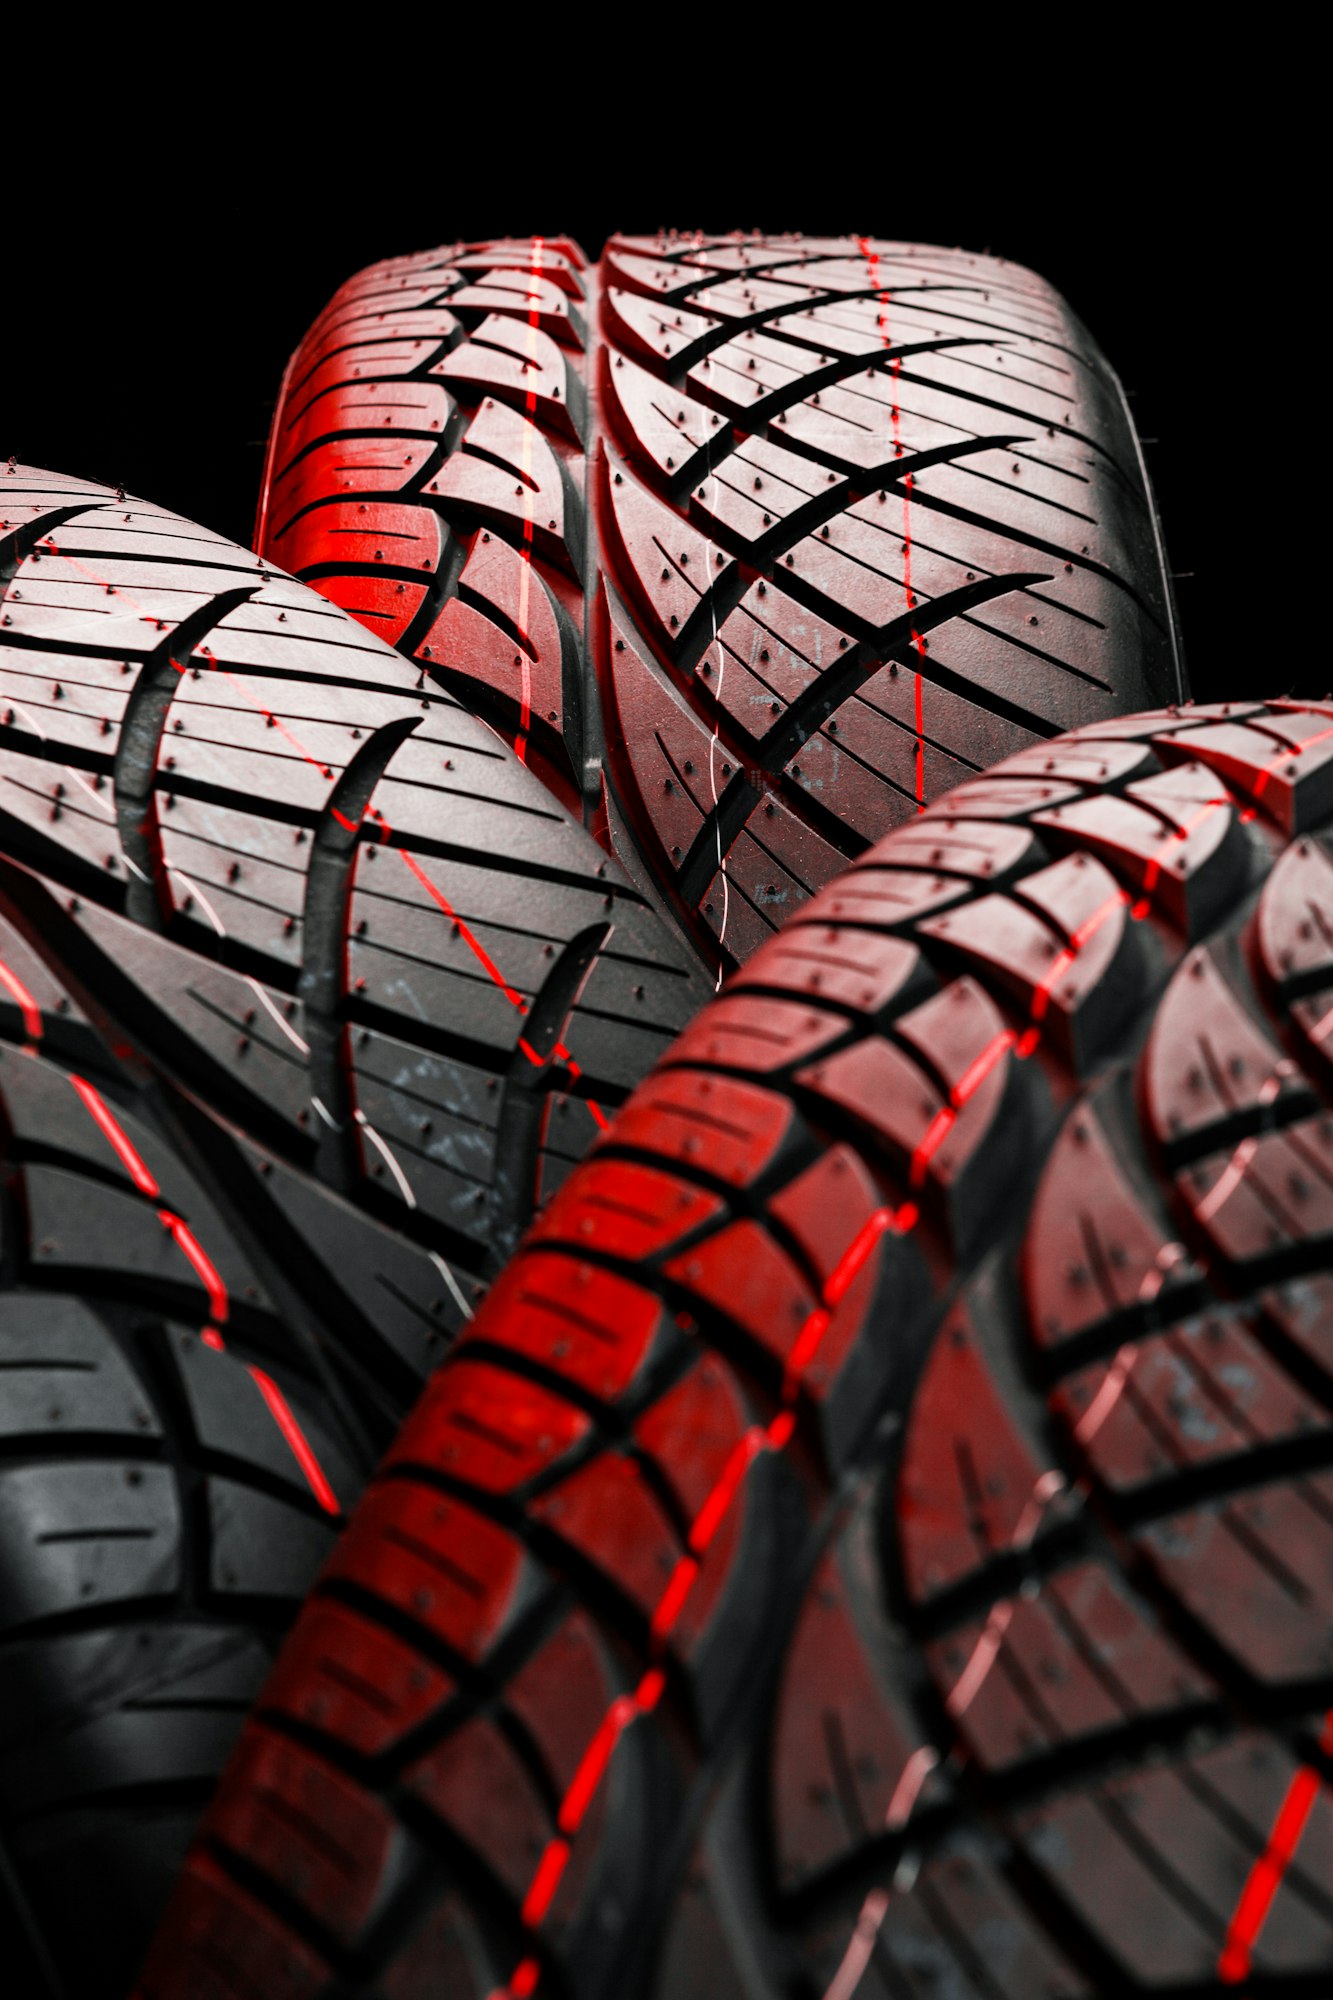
[0, 464, 704, 1993]
[142, 698, 1333, 1998]
[258, 231, 1183, 983]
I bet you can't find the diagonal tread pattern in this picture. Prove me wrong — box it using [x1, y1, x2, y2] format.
[138, 698, 1333, 2000]
[254, 231, 1182, 987]
[0, 459, 707, 1994]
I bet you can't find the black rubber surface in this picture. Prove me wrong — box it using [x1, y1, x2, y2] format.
[0, 463, 707, 1996]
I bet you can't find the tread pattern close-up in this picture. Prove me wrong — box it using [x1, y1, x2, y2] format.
[0, 944, 358, 1999]
[0, 462, 707, 1992]
[258, 232, 1183, 984]
[139, 696, 1333, 1999]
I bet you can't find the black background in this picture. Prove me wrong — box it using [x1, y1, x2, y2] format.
[3, 99, 1286, 706]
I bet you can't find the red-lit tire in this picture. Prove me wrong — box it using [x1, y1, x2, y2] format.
[142, 698, 1333, 1998]
[258, 231, 1183, 984]
[0, 465, 704, 1995]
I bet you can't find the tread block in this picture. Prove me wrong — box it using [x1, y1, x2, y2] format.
[1025, 1098, 1202, 1357]
[415, 533, 571, 763]
[0, 910, 104, 1063]
[858, 815, 1040, 885]
[177, 1337, 357, 1508]
[263, 1598, 455, 1757]
[404, 1714, 574, 1913]
[385, 1356, 590, 1494]
[1263, 1275, 1333, 1384]
[1142, 945, 1311, 1158]
[798, 870, 969, 931]
[605, 1067, 797, 1188]
[728, 925, 927, 1018]
[1015, 1783, 1222, 1986]
[1135, 1476, 1333, 1690]
[0, 1294, 155, 1439]
[267, 438, 437, 540]
[0, 1622, 266, 1813]
[239, 1145, 480, 1383]
[1055, 1304, 1328, 1495]
[321, 1479, 540, 1665]
[449, 270, 581, 345]
[24, 1161, 265, 1317]
[503, 1605, 621, 1808]
[438, 318, 578, 441]
[605, 286, 723, 371]
[804, 1841, 1093, 2000]
[768, 1144, 928, 1463]
[1176, 1115, 1333, 1272]
[1293, 989, 1333, 1092]
[798, 975, 1027, 1254]
[141, 1849, 332, 2000]
[452, 246, 585, 296]
[928, 1559, 1214, 1774]
[665, 1219, 817, 1377]
[272, 499, 447, 581]
[374, 1891, 503, 2000]
[987, 736, 1160, 791]
[1255, 836, 1333, 995]
[0, 743, 130, 880]
[207, 1480, 337, 1599]
[601, 598, 715, 866]
[901, 1301, 1074, 1604]
[318, 572, 429, 647]
[0, 1461, 178, 1629]
[470, 1248, 674, 1403]
[697, 801, 848, 960]
[1020, 1737, 1333, 1985]
[662, 990, 851, 1074]
[208, 1727, 398, 1946]
[280, 380, 455, 460]
[603, 464, 728, 652]
[1153, 712, 1333, 834]
[629, 1355, 758, 1691]
[527, 1158, 724, 1262]
[771, 1493, 947, 1889]
[531, 1450, 682, 1625]
[432, 403, 577, 573]
[604, 349, 721, 482]
[1035, 767, 1244, 933]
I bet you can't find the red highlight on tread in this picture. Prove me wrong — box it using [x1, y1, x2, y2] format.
[64, 1067, 342, 1520]
[160, 1213, 229, 1324]
[0, 955, 42, 1045]
[908, 1027, 1015, 1189]
[1217, 1715, 1333, 1982]
[399, 848, 529, 1009]
[70, 1075, 161, 1196]
[520, 1838, 571, 1928]
[557, 1695, 638, 1837]
[245, 1365, 341, 1516]
[489, 700, 1199, 2000]
[688, 1428, 767, 1556]
[649, 1556, 700, 1646]
[857, 237, 926, 814]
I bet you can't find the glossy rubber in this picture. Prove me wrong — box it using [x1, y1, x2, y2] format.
[0, 463, 705, 1993]
[141, 698, 1333, 1999]
[258, 231, 1184, 984]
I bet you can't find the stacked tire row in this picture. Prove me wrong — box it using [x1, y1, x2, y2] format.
[139, 694, 1333, 1997]
[0, 464, 704, 1995]
[8, 230, 1315, 2000]
[259, 231, 1181, 978]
